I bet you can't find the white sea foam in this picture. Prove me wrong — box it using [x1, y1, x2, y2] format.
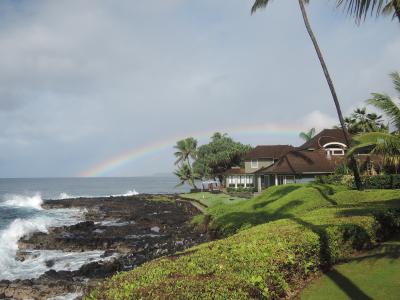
[51, 190, 139, 200]
[58, 192, 74, 199]
[0, 248, 116, 280]
[0, 216, 51, 279]
[48, 292, 83, 300]
[0, 208, 86, 280]
[114, 190, 139, 197]
[1, 193, 44, 210]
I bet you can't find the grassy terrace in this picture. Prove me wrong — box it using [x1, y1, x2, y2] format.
[180, 192, 246, 208]
[301, 234, 400, 300]
[87, 184, 400, 299]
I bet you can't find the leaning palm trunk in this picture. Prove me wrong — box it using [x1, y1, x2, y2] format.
[298, 0, 363, 190]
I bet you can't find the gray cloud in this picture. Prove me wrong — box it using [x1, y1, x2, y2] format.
[0, 0, 399, 177]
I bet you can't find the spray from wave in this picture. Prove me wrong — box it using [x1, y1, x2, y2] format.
[119, 190, 139, 197]
[1, 193, 44, 210]
[0, 216, 50, 278]
[0, 207, 86, 280]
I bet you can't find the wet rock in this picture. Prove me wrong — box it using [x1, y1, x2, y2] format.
[7, 194, 209, 299]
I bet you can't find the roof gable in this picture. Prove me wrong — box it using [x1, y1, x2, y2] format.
[257, 149, 342, 174]
[299, 129, 349, 150]
[242, 145, 294, 160]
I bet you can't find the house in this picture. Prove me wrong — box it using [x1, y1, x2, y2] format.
[224, 145, 294, 190]
[223, 129, 349, 192]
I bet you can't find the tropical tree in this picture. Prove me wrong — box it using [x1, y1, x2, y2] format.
[193, 133, 252, 182]
[348, 72, 400, 171]
[251, 0, 363, 189]
[336, 0, 400, 22]
[367, 72, 400, 133]
[174, 162, 199, 188]
[174, 137, 198, 188]
[299, 128, 316, 141]
[342, 107, 388, 134]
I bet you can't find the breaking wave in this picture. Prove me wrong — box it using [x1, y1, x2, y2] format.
[119, 190, 139, 197]
[1, 193, 43, 210]
[0, 208, 86, 280]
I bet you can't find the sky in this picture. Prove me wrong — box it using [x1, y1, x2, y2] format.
[0, 0, 399, 178]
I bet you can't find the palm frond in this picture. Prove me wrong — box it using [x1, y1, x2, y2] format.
[336, 0, 387, 22]
[251, 0, 271, 14]
[391, 71, 400, 94]
[367, 92, 400, 130]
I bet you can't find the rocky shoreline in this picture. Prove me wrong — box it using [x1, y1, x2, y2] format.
[0, 194, 209, 299]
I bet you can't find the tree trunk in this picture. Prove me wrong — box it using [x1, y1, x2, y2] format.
[297, 0, 363, 190]
[186, 157, 198, 189]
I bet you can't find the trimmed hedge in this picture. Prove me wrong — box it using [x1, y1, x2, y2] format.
[227, 187, 257, 193]
[317, 174, 400, 189]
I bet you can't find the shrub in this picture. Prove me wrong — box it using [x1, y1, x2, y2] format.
[363, 175, 392, 189]
[373, 208, 400, 239]
[317, 174, 400, 189]
[392, 175, 400, 189]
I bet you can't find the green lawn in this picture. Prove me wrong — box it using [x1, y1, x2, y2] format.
[208, 184, 400, 235]
[301, 234, 400, 300]
[87, 184, 400, 300]
[180, 192, 246, 208]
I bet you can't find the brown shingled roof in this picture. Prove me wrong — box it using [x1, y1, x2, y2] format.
[223, 168, 248, 175]
[257, 149, 343, 175]
[299, 129, 349, 150]
[242, 145, 294, 160]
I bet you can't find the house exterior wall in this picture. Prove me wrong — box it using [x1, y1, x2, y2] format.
[244, 158, 274, 173]
[295, 175, 318, 184]
[225, 175, 255, 188]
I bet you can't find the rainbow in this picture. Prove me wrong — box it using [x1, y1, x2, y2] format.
[78, 122, 301, 177]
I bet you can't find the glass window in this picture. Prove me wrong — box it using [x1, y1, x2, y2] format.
[251, 160, 259, 168]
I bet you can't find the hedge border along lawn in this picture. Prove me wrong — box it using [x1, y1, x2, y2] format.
[86, 184, 400, 300]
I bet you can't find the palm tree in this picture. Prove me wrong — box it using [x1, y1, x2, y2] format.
[299, 128, 316, 141]
[251, 0, 363, 190]
[174, 163, 199, 188]
[367, 72, 400, 133]
[174, 137, 198, 166]
[336, 0, 400, 22]
[348, 72, 400, 171]
[342, 107, 388, 133]
[174, 137, 198, 188]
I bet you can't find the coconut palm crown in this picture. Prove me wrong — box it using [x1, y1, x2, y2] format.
[336, 0, 400, 22]
[299, 128, 316, 142]
[348, 72, 400, 170]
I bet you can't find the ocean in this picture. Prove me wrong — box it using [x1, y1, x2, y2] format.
[0, 177, 188, 281]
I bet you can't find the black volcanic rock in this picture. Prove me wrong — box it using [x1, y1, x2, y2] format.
[3, 194, 209, 300]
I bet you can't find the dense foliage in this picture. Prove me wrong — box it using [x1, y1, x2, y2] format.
[174, 137, 199, 188]
[86, 184, 400, 299]
[317, 174, 400, 189]
[348, 72, 400, 172]
[192, 133, 252, 181]
[341, 107, 388, 134]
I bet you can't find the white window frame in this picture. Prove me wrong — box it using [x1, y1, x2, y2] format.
[251, 160, 259, 169]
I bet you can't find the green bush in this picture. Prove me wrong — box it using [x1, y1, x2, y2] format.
[392, 175, 400, 189]
[363, 175, 392, 189]
[227, 187, 256, 193]
[373, 208, 400, 239]
[317, 174, 400, 189]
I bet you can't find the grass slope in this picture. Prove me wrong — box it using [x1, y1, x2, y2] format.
[87, 184, 400, 300]
[301, 234, 400, 300]
[181, 192, 246, 208]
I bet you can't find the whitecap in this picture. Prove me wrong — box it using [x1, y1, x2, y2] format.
[1, 193, 43, 210]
